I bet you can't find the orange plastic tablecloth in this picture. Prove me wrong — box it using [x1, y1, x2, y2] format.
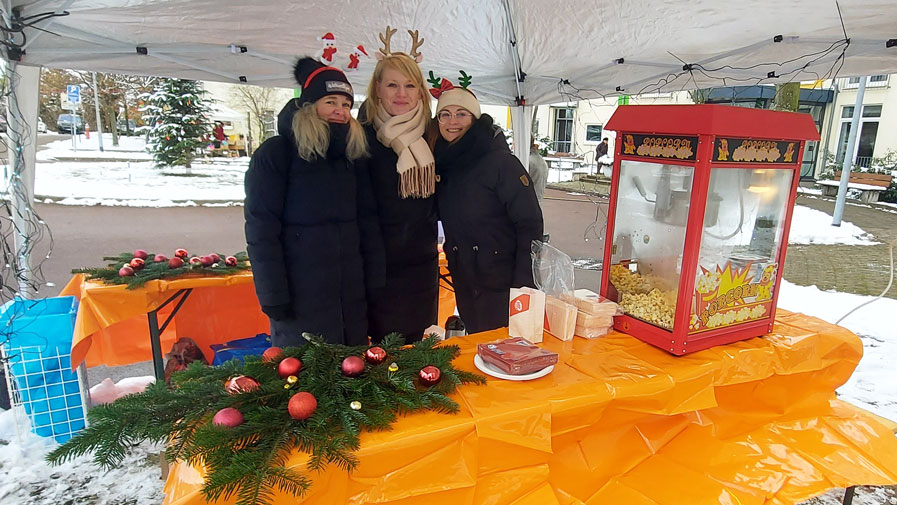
[437, 252, 456, 329]
[163, 310, 897, 505]
[60, 273, 270, 368]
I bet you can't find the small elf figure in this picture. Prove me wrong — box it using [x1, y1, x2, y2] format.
[318, 32, 337, 65]
[346, 44, 369, 71]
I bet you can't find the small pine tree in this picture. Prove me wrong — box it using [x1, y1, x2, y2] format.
[140, 79, 212, 172]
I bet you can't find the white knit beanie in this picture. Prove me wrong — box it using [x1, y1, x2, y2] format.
[436, 88, 481, 119]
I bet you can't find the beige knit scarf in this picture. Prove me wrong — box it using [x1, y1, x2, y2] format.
[373, 102, 435, 198]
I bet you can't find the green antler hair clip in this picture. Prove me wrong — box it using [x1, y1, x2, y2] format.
[458, 70, 472, 89]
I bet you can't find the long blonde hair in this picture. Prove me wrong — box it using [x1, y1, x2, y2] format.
[291, 102, 368, 162]
[361, 53, 432, 125]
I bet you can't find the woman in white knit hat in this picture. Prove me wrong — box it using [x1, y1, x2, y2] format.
[427, 76, 544, 334]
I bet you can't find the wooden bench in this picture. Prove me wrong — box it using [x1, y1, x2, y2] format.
[817, 171, 892, 203]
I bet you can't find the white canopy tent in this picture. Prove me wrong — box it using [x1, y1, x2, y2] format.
[7, 0, 897, 155]
[2, 0, 897, 293]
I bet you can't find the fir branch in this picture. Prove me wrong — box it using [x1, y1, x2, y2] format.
[48, 334, 486, 505]
[73, 251, 250, 289]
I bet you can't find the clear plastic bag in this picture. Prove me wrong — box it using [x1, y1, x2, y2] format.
[531, 241, 575, 305]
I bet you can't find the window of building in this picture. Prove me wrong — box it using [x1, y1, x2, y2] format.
[837, 104, 880, 168]
[553, 107, 574, 153]
[797, 104, 824, 179]
[844, 75, 888, 88]
[585, 124, 603, 143]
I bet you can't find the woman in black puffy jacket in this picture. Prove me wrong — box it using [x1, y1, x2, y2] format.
[428, 84, 543, 334]
[244, 58, 382, 346]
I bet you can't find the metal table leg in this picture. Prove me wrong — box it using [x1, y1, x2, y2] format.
[842, 486, 855, 505]
[147, 289, 193, 381]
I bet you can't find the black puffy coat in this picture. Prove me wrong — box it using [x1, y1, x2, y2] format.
[434, 115, 544, 333]
[363, 123, 439, 341]
[244, 100, 383, 346]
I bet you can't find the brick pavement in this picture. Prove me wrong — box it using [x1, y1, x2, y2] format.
[543, 185, 897, 300]
[785, 194, 897, 300]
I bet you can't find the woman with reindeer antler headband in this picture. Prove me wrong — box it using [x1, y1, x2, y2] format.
[244, 57, 383, 347]
[359, 26, 439, 343]
[426, 71, 543, 334]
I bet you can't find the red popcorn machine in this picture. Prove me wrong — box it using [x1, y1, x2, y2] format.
[600, 105, 820, 355]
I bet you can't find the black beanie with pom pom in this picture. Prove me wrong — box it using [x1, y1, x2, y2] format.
[293, 57, 354, 106]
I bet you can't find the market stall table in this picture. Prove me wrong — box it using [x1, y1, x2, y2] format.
[60, 272, 270, 376]
[162, 311, 897, 505]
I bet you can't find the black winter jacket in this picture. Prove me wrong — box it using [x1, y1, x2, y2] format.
[244, 99, 383, 345]
[434, 114, 544, 293]
[363, 123, 439, 340]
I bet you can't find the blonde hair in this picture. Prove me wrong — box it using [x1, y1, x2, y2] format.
[291, 102, 368, 162]
[361, 53, 432, 124]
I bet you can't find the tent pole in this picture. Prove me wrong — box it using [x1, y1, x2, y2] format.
[92, 72, 105, 152]
[501, 0, 530, 166]
[833, 76, 866, 226]
[5, 62, 42, 298]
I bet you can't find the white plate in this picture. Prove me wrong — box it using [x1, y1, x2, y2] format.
[474, 354, 555, 381]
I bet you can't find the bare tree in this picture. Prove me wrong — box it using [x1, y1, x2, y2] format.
[230, 84, 279, 147]
[68, 71, 158, 146]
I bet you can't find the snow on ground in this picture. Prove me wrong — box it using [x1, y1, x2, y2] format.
[35, 160, 248, 205]
[778, 280, 897, 422]
[0, 407, 165, 504]
[788, 205, 879, 245]
[38, 133, 153, 161]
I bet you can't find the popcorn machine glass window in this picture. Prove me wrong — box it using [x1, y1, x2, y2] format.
[607, 160, 694, 330]
[689, 168, 793, 332]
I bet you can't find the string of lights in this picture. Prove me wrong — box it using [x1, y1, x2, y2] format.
[1, 8, 60, 356]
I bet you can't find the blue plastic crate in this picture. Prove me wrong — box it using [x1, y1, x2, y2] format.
[1, 296, 85, 443]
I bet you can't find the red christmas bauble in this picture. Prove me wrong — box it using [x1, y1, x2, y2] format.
[212, 407, 244, 427]
[210, 253, 221, 263]
[118, 265, 135, 277]
[341, 356, 365, 377]
[174, 248, 189, 258]
[364, 346, 387, 365]
[129, 257, 145, 270]
[133, 249, 148, 260]
[225, 256, 238, 267]
[225, 375, 260, 394]
[189, 256, 202, 265]
[288, 392, 317, 420]
[153, 254, 168, 263]
[418, 365, 441, 387]
[262, 347, 283, 362]
[200, 255, 214, 267]
[168, 257, 184, 269]
[277, 357, 302, 378]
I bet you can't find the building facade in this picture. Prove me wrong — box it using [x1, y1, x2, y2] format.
[527, 74, 896, 179]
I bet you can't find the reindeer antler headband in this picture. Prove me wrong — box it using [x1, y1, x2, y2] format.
[377, 25, 425, 63]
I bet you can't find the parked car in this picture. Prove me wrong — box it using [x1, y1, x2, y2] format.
[37, 117, 47, 133]
[56, 113, 84, 134]
[117, 119, 137, 135]
[0, 115, 6, 133]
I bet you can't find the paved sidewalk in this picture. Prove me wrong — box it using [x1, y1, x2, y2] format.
[785, 194, 897, 300]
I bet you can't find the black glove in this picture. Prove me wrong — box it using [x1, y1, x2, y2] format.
[261, 304, 292, 321]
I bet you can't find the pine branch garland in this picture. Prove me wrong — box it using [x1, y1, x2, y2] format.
[47, 334, 486, 505]
[72, 251, 250, 289]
